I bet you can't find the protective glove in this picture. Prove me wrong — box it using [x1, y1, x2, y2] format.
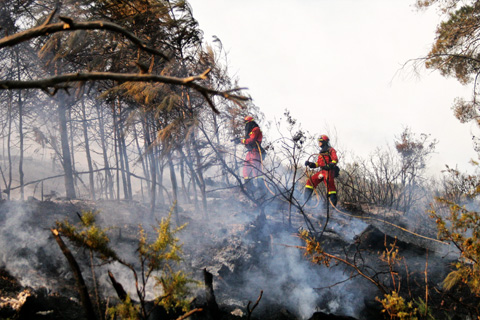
[305, 161, 316, 169]
[231, 137, 241, 144]
[324, 163, 335, 170]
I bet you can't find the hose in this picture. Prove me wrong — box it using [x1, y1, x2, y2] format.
[327, 198, 447, 245]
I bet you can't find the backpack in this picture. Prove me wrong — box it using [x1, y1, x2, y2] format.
[334, 165, 340, 178]
[321, 148, 340, 177]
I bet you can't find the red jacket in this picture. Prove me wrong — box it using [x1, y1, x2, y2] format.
[314, 147, 338, 168]
[241, 126, 263, 151]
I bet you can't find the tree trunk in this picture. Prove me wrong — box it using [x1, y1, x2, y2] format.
[180, 147, 200, 211]
[178, 150, 190, 203]
[16, 51, 24, 200]
[58, 102, 76, 199]
[111, 101, 121, 201]
[167, 152, 179, 224]
[68, 107, 77, 195]
[191, 133, 207, 217]
[5, 90, 12, 200]
[119, 133, 132, 200]
[18, 90, 24, 200]
[143, 119, 156, 215]
[96, 105, 113, 199]
[134, 124, 149, 198]
[81, 99, 95, 200]
[156, 151, 165, 206]
[203, 268, 220, 319]
[51, 229, 97, 320]
[117, 131, 128, 200]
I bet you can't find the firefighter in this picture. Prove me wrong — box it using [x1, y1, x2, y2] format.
[304, 135, 338, 206]
[237, 115, 265, 195]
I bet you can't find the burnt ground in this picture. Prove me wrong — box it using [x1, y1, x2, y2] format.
[0, 190, 466, 319]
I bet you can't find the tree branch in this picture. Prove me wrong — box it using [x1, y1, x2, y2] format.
[0, 19, 171, 60]
[247, 290, 263, 320]
[0, 71, 249, 113]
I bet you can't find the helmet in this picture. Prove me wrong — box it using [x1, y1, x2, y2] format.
[318, 135, 329, 143]
[244, 116, 254, 123]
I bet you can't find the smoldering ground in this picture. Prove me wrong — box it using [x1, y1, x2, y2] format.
[169, 192, 381, 319]
[0, 187, 461, 320]
[0, 193, 368, 319]
[0, 200, 75, 290]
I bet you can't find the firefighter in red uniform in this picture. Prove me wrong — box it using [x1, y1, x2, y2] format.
[238, 116, 264, 194]
[304, 135, 338, 206]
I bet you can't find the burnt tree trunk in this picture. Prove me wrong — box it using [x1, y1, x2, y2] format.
[111, 101, 121, 200]
[191, 133, 207, 217]
[16, 50, 24, 200]
[96, 104, 113, 200]
[81, 99, 95, 200]
[167, 152, 179, 224]
[68, 108, 77, 193]
[51, 229, 96, 320]
[156, 151, 165, 206]
[203, 269, 220, 319]
[134, 124, 149, 201]
[143, 118, 156, 216]
[58, 101, 76, 199]
[5, 90, 13, 200]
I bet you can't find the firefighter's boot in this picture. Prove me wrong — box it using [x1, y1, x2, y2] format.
[256, 177, 267, 199]
[304, 188, 313, 205]
[328, 193, 338, 207]
[244, 179, 255, 194]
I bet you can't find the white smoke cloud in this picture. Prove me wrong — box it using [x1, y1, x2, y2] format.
[0, 201, 61, 288]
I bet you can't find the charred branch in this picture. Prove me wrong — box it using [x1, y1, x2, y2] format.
[50, 228, 97, 320]
[246, 290, 263, 320]
[203, 268, 220, 318]
[107, 270, 128, 302]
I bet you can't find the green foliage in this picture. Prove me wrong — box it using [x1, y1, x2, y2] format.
[376, 294, 436, 320]
[55, 210, 118, 261]
[416, 1, 480, 84]
[56, 207, 195, 319]
[299, 230, 332, 267]
[136, 211, 195, 312]
[300, 229, 438, 319]
[431, 198, 480, 295]
[417, 0, 480, 150]
[377, 291, 419, 320]
[155, 268, 195, 312]
[414, 297, 435, 320]
[107, 295, 140, 320]
[137, 212, 186, 270]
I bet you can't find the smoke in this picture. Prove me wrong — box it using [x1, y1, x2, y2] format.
[0, 183, 456, 320]
[180, 193, 378, 320]
[210, 223, 369, 319]
[0, 201, 67, 289]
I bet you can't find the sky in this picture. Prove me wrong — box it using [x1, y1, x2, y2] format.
[188, 0, 478, 176]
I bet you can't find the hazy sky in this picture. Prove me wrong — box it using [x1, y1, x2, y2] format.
[188, 0, 477, 175]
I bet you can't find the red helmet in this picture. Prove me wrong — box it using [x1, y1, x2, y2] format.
[318, 135, 329, 143]
[244, 116, 254, 123]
